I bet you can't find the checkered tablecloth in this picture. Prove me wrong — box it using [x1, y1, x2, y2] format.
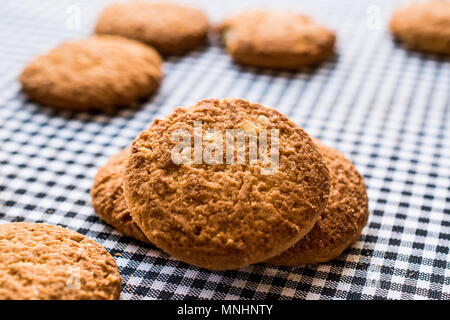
[0, 0, 449, 300]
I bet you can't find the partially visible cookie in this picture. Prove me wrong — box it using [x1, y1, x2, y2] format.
[123, 98, 330, 270]
[390, 0, 450, 55]
[217, 10, 336, 70]
[0, 222, 121, 300]
[265, 139, 369, 266]
[91, 147, 151, 244]
[19, 36, 163, 111]
[95, 1, 209, 55]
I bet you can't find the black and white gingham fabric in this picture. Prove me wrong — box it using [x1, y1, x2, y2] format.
[0, 0, 449, 300]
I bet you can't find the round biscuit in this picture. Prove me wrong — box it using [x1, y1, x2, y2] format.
[95, 1, 209, 55]
[217, 10, 336, 70]
[0, 222, 122, 300]
[19, 36, 163, 111]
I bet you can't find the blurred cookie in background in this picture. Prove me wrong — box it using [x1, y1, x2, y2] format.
[390, 0, 450, 55]
[217, 9, 336, 70]
[95, 1, 209, 56]
[20, 36, 163, 111]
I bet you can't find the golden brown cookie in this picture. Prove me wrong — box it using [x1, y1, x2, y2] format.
[0, 222, 121, 300]
[390, 0, 450, 55]
[217, 10, 336, 70]
[94, 1, 209, 55]
[19, 35, 163, 111]
[123, 98, 330, 270]
[265, 139, 369, 266]
[90, 147, 151, 244]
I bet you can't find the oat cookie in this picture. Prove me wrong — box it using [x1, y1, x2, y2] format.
[390, 0, 450, 55]
[95, 1, 209, 55]
[91, 147, 151, 244]
[19, 36, 163, 111]
[266, 139, 369, 266]
[0, 222, 121, 300]
[217, 10, 336, 70]
[123, 98, 330, 270]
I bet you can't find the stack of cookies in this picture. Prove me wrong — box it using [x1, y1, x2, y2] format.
[91, 98, 369, 270]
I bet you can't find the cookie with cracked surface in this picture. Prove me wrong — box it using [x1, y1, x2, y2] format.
[265, 139, 369, 266]
[0, 222, 121, 300]
[19, 36, 163, 111]
[95, 1, 209, 55]
[390, 0, 450, 55]
[217, 10, 336, 70]
[123, 98, 330, 270]
[91, 147, 151, 244]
